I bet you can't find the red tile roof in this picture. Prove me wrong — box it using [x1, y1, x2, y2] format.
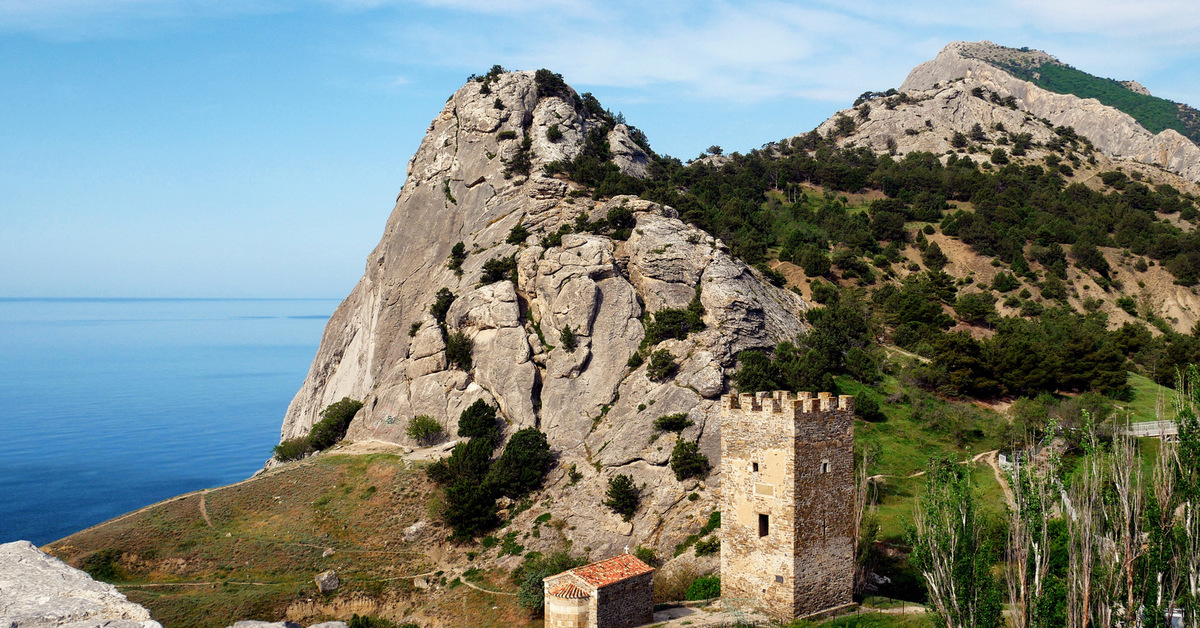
[569, 554, 655, 588]
[547, 582, 590, 599]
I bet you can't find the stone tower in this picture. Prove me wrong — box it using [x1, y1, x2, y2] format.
[719, 390, 855, 620]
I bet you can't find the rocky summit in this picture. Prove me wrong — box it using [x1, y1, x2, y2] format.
[278, 69, 807, 554]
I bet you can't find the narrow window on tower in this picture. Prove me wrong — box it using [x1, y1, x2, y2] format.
[820, 460, 830, 474]
[758, 513, 769, 537]
[751, 462, 759, 473]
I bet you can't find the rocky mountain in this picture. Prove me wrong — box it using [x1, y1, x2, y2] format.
[815, 41, 1200, 184]
[279, 70, 807, 555]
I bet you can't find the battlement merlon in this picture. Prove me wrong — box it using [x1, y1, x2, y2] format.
[721, 390, 855, 416]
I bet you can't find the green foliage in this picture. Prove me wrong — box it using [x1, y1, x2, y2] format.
[991, 272, 1019, 292]
[559, 326, 577, 353]
[503, 132, 532, 178]
[514, 551, 588, 615]
[448, 241, 466, 271]
[693, 536, 720, 556]
[534, 69, 568, 98]
[908, 457, 1003, 628]
[80, 548, 126, 582]
[626, 351, 644, 369]
[273, 437, 313, 461]
[487, 427, 554, 498]
[480, 254, 516, 284]
[604, 474, 640, 520]
[496, 129, 517, 141]
[685, 574, 720, 600]
[430, 288, 455, 326]
[633, 546, 659, 566]
[445, 331, 473, 371]
[922, 241, 948, 271]
[308, 397, 363, 451]
[546, 124, 563, 142]
[953, 292, 998, 326]
[348, 615, 397, 628]
[670, 440, 711, 480]
[443, 179, 457, 204]
[408, 321, 422, 337]
[653, 413, 693, 432]
[405, 415, 444, 446]
[507, 223, 530, 245]
[456, 399, 498, 441]
[646, 348, 677, 381]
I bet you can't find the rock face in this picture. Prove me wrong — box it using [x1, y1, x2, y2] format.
[0, 540, 161, 628]
[279, 70, 807, 557]
[890, 41, 1200, 182]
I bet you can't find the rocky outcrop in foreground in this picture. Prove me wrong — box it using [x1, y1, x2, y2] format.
[0, 540, 160, 628]
[279, 70, 807, 556]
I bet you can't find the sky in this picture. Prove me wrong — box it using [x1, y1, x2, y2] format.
[3, 1, 1200, 298]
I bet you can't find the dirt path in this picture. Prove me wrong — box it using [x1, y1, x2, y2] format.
[980, 450, 1015, 510]
[198, 491, 214, 529]
[460, 579, 515, 596]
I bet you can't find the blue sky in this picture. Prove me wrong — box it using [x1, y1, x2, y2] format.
[4, 1, 1200, 298]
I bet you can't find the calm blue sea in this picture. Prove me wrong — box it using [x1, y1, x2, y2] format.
[0, 298, 337, 546]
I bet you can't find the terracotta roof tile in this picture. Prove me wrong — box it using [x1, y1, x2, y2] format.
[547, 583, 590, 599]
[569, 554, 654, 588]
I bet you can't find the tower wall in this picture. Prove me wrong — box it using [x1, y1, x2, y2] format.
[719, 390, 855, 620]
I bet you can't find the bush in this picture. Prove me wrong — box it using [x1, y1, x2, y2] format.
[670, 440, 711, 480]
[480, 255, 516, 285]
[431, 288, 455, 325]
[446, 331, 473, 370]
[448, 241, 466, 271]
[626, 351, 644, 369]
[514, 551, 588, 615]
[653, 413, 693, 432]
[693, 536, 719, 556]
[487, 427, 554, 498]
[348, 616, 397, 628]
[273, 437, 313, 461]
[647, 349, 677, 381]
[559, 326, 577, 353]
[406, 415, 444, 446]
[546, 124, 563, 142]
[634, 546, 659, 567]
[604, 474, 640, 520]
[80, 548, 125, 582]
[457, 399, 498, 441]
[534, 69, 568, 98]
[685, 574, 720, 600]
[308, 397, 363, 451]
[507, 223, 530, 245]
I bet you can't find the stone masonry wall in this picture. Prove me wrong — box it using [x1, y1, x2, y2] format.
[594, 572, 655, 628]
[720, 391, 855, 621]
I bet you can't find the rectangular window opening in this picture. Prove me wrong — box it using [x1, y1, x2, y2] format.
[758, 513, 769, 537]
[775, 575, 785, 584]
[820, 461, 830, 474]
[751, 462, 759, 473]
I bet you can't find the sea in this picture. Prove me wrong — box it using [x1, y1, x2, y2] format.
[0, 298, 338, 546]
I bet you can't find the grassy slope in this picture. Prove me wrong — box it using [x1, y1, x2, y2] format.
[46, 454, 529, 628]
[1115, 372, 1175, 423]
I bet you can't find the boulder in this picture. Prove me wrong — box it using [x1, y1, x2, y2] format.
[314, 570, 339, 593]
[0, 540, 161, 628]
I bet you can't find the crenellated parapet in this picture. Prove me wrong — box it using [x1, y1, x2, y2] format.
[721, 390, 854, 416]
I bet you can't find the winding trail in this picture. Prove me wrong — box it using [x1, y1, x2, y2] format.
[198, 491, 214, 529]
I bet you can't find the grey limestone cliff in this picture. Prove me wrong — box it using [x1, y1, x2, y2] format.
[279, 70, 808, 556]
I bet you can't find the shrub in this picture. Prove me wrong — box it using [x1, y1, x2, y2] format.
[406, 415, 444, 446]
[685, 575, 720, 600]
[991, 272, 1019, 292]
[546, 124, 563, 142]
[507, 223, 530, 245]
[348, 616, 397, 628]
[604, 474, 640, 520]
[515, 551, 588, 615]
[534, 69, 568, 98]
[447, 241, 466, 271]
[408, 321, 422, 337]
[810, 279, 838, 303]
[308, 397, 363, 450]
[693, 536, 719, 556]
[497, 130, 517, 140]
[446, 331, 473, 370]
[457, 399, 498, 441]
[431, 288, 455, 325]
[626, 351, 644, 369]
[80, 548, 125, 582]
[646, 349, 677, 381]
[273, 437, 313, 461]
[487, 427, 554, 498]
[670, 440, 711, 480]
[559, 326, 577, 353]
[634, 546, 659, 567]
[480, 255, 516, 285]
[652, 413, 693, 432]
